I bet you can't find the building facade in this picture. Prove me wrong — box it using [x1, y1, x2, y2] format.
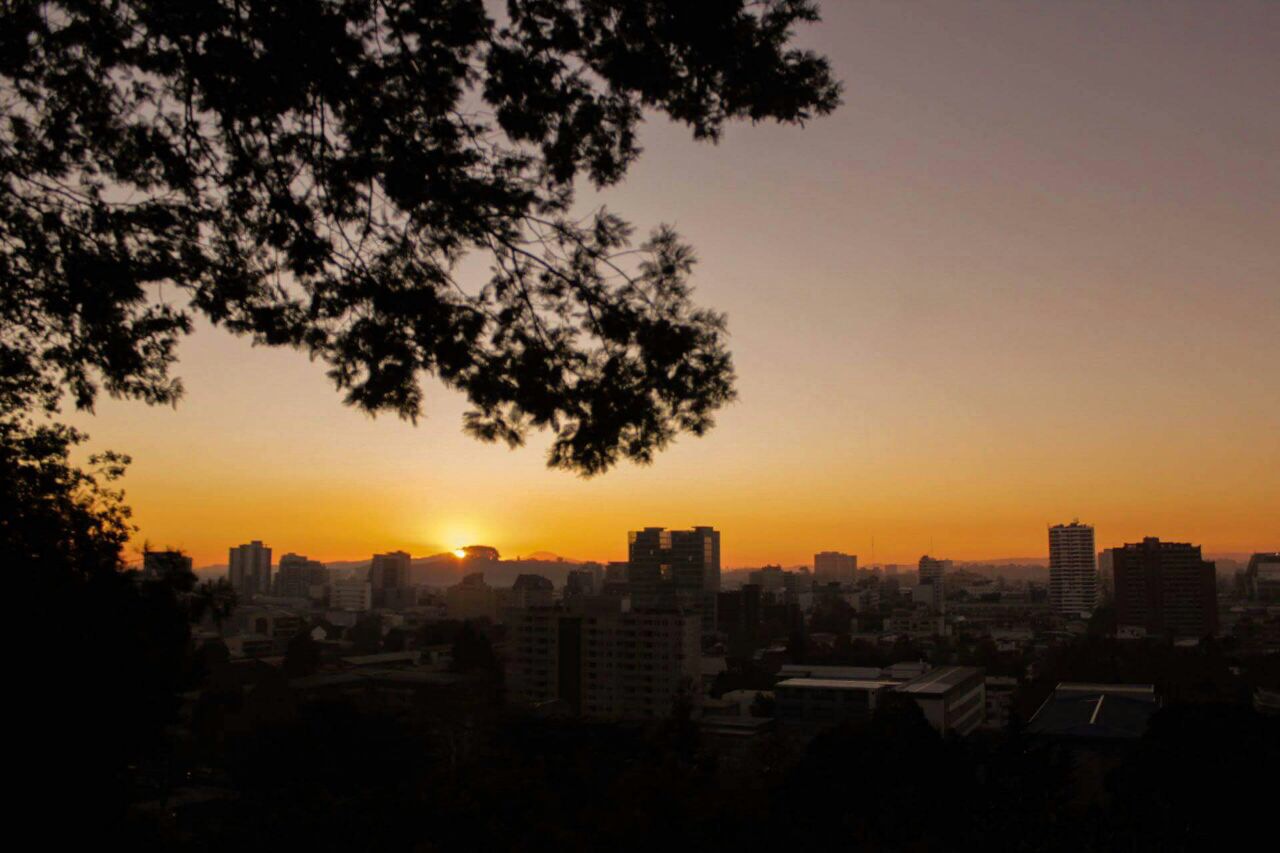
[275, 553, 328, 598]
[917, 555, 950, 613]
[813, 551, 857, 586]
[229, 540, 272, 598]
[1113, 538, 1217, 639]
[1247, 553, 1280, 601]
[506, 600, 702, 719]
[627, 526, 721, 634]
[1049, 522, 1098, 618]
[331, 579, 373, 612]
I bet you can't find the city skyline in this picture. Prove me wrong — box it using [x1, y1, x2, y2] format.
[62, 1, 1280, 568]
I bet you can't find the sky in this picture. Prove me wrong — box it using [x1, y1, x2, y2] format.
[67, 1, 1279, 568]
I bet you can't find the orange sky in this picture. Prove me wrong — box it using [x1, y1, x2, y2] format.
[68, 2, 1278, 568]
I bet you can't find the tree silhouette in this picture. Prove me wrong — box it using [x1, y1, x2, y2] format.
[3, 415, 195, 831]
[1, 0, 840, 473]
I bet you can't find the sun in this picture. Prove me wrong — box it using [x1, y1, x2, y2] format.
[452, 548, 468, 559]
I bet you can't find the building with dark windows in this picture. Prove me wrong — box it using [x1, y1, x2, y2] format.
[505, 599, 701, 719]
[813, 551, 857, 586]
[229, 540, 272, 599]
[274, 553, 328, 598]
[1113, 538, 1217, 639]
[626, 526, 721, 634]
[917, 555, 950, 613]
[1246, 553, 1280, 601]
[1049, 521, 1098, 618]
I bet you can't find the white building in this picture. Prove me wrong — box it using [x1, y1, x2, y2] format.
[1049, 522, 1098, 618]
[331, 579, 373, 612]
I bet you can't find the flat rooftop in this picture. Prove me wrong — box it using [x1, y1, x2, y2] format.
[1029, 686, 1159, 740]
[775, 678, 898, 691]
[894, 666, 982, 696]
[1055, 682, 1155, 697]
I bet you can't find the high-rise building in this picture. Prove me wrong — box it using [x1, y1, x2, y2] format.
[370, 550, 411, 589]
[229, 541, 272, 598]
[274, 553, 328, 598]
[1049, 522, 1098, 617]
[1113, 538, 1217, 639]
[142, 549, 193, 581]
[506, 600, 701, 719]
[918, 555, 950, 613]
[626, 526, 721, 633]
[814, 551, 857, 586]
[1246, 553, 1280, 601]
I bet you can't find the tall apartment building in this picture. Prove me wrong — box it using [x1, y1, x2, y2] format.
[814, 551, 857, 586]
[1113, 538, 1217, 639]
[229, 541, 272, 598]
[918, 555, 950, 613]
[370, 550, 411, 590]
[274, 553, 328, 598]
[627, 526, 721, 634]
[1048, 522, 1098, 617]
[506, 600, 701, 719]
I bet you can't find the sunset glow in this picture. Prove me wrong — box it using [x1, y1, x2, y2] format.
[62, 2, 1277, 569]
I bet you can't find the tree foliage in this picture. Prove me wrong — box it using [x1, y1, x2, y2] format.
[1, 0, 840, 473]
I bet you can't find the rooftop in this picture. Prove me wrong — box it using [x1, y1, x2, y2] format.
[775, 677, 898, 691]
[894, 666, 983, 696]
[1028, 683, 1160, 739]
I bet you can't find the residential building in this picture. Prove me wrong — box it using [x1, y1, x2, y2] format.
[229, 541, 272, 598]
[813, 551, 857, 586]
[274, 553, 328, 598]
[1113, 538, 1217, 639]
[505, 599, 701, 719]
[1049, 522, 1098, 618]
[918, 555, 950, 613]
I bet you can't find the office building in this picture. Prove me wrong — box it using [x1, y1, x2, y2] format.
[1049, 522, 1098, 618]
[814, 551, 857, 586]
[1113, 538, 1217, 639]
[627, 526, 721, 633]
[229, 541, 272, 598]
